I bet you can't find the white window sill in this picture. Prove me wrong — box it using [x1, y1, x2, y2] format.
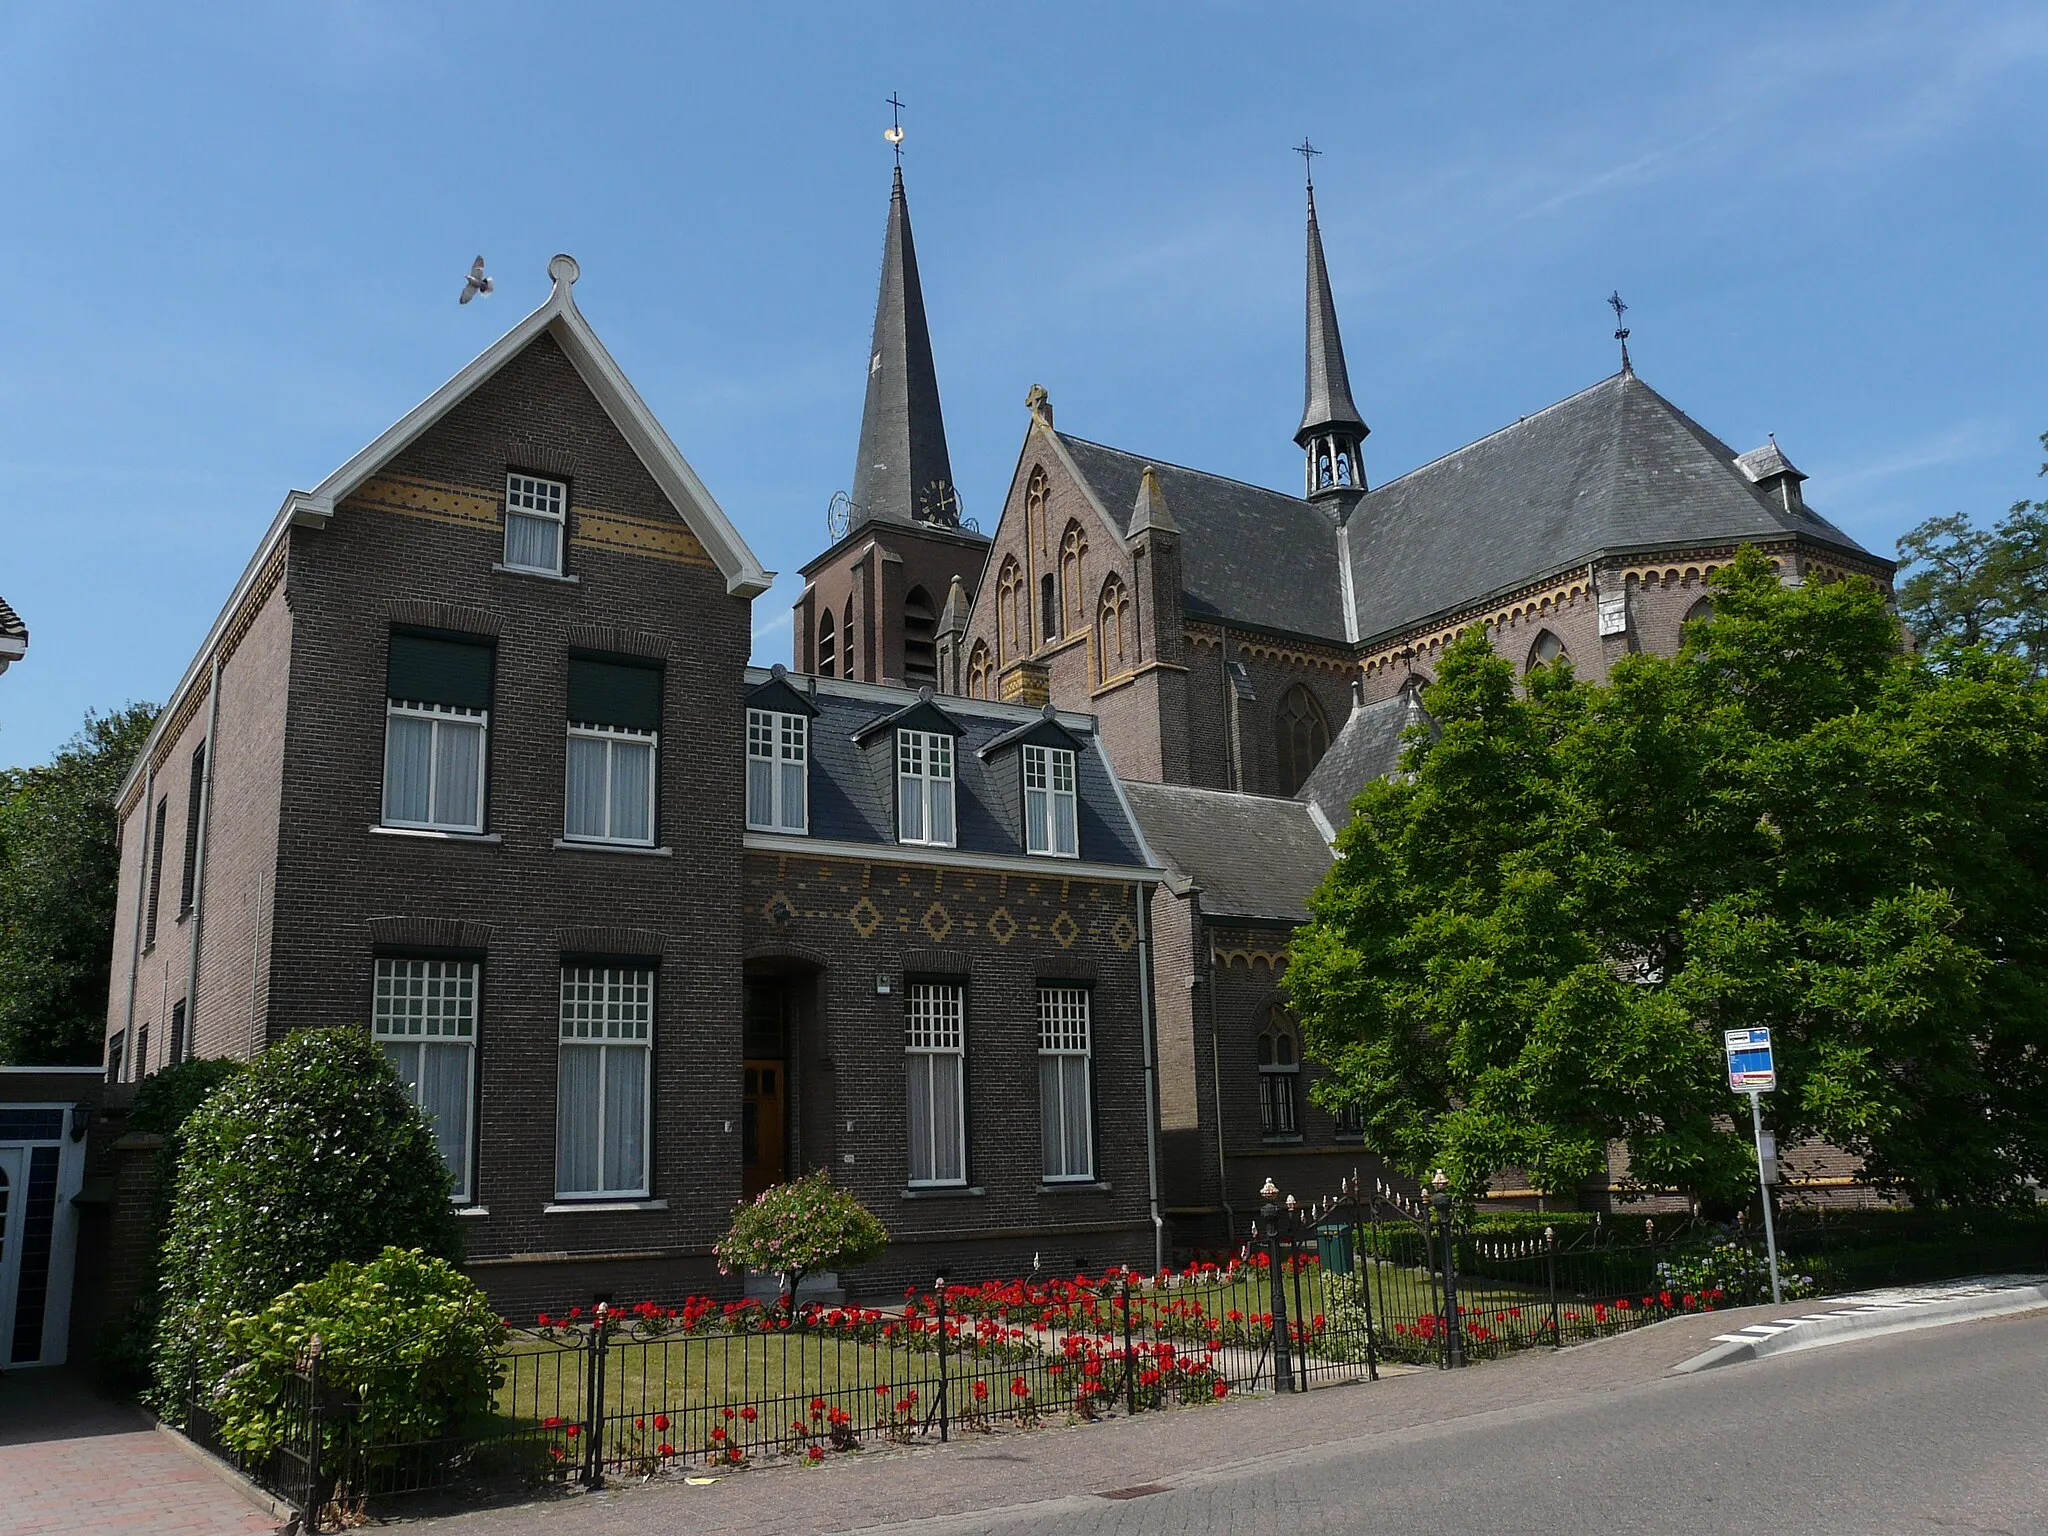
[370, 825, 501, 843]
[1038, 1179, 1110, 1194]
[897, 840, 960, 851]
[552, 839, 672, 856]
[454, 1205, 490, 1218]
[745, 822, 809, 836]
[900, 1184, 984, 1200]
[544, 1198, 668, 1214]
[493, 562, 580, 584]
[1260, 1134, 1305, 1146]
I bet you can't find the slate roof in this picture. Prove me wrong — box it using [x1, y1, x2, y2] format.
[0, 596, 24, 644]
[1120, 781, 1333, 924]
[1343, 370, 1875, 644]
[1296, 689, 1432, 830]
[1298, 188, 1368, 443]
[1054, 435, 1349, 642]
[743, 669, 1152, 870]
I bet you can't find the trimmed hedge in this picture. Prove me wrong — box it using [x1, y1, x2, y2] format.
[152, 1028, 460, 1418]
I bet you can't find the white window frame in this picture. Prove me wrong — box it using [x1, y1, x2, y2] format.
[905, 982, 967, 1187]
[745, 709, 808, 833]
[503, 472, 567, 576]
[382, 700, 488, 833]
[371, 958, 478, 1205]
[1023, 744, 1079, 858]
[563, 721, 658, 846]
[1037, 986, 1094, 1182]
[896, 729, 956, 848]
[556, 966, 654, 1199]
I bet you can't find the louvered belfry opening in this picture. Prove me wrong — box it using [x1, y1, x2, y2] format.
[903, 585, 938, 688]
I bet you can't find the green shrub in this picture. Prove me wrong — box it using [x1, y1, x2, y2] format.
[713, 1172, 888, 1302]
[152, 1028, 460, 1418]
[213, 1247, 503, 1469]
[1655, 1241, 1816, 1306]
[96, 1056, 245, 1390]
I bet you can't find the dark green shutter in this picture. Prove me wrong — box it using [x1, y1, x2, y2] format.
[567, 658, 663, 731]
[387, 634, 495, 710]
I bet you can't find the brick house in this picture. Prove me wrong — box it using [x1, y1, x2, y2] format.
[104, 254, 1162, 1311]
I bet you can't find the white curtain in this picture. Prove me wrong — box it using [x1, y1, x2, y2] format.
[610, 740, 652, 843]
[746, 756, 773, 827]
[1052, 791, 1078, 857]
[929, 777, 955, 846]
[557, 1044, 602, 1194]
[565, 736, 608, 839]
[908, 1055, 935, 1181]
[1039, 1055, 1092, 1179]
[419, 1042, 472, 1198]
[603, 1044, 646, 1192]
[899, 772, 925, 842]
[505, 512, 559, 572]
[908, 1052, 963, 1183]
[432, 719, 482, 827]
[777, 758, 805, 831]
[1026, 785, 1049, 853]
[384, 715, 432, 823]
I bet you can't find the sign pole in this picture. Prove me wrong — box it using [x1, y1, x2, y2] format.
[1749, 1089, 1783, 1306]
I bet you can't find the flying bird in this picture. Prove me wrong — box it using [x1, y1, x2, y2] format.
[459, 257, 494, 305]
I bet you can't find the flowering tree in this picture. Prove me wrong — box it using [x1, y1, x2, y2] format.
[714, 1172, 888, 1306]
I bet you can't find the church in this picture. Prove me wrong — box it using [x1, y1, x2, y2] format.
[793, 161, 1893, 1237]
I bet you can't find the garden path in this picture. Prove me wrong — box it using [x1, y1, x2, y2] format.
[0, 1368, 278, 1536]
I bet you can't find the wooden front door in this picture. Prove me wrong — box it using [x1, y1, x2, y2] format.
[742, 981, 788, 1199]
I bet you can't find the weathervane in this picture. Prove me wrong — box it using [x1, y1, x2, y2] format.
[885, 93, 906, 166]
[1608, 290, 1633, 373]
[1294, 137, 1321, 191]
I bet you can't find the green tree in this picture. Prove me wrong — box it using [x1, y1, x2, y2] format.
[1896, 430, 2048, 675]
[153, 1027, 461, 1417]
[1287, 549, 2048, 1208]
[0, 702, 157, 1064]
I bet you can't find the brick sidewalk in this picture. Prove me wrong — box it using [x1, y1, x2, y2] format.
[0, 1370, 277, 1536]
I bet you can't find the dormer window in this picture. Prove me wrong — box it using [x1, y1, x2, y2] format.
[1023, 744, 1078, 857]
[746, 709, 808, 833]
[504, 472, 567, 575]
[897, 729, 955, 847]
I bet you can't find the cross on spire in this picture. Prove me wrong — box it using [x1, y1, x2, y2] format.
[1294, 137, 1321, 190]
[884, 93, 907, 166]
[1608, 290, 1634, 374]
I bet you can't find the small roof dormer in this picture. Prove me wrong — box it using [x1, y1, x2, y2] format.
[851, 687, 964, 747]
[1736, 434, 1810, 515]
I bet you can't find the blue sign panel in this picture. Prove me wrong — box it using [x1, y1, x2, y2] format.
[1724, 1027, 1775, 1093]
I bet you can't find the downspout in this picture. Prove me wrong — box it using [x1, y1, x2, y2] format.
[180, 654, 223, 1064]
[120, 758, 154, 1078]
[1135, 883, 1164, 1273]
[1206, 917, 1234, 1240]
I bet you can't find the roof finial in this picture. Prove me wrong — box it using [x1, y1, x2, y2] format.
[1608, 290, 1632, 374]
[884, 93, 907, 168]
[1295, 137, 1321, 195]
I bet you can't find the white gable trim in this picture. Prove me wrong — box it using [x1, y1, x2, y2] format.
[118, 256, 771, 806]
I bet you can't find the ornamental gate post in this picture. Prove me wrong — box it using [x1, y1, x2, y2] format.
[1546, 1226, 1562, 1349]
[1260, 1184, 1293, 1393]
[935, 1279, 950, 1444]
[581, 1305, 608, 1488]
[1121, 1273, 1137, 1416]
[302, 1336, 325, 1535]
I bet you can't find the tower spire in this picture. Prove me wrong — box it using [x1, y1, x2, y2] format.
[847, 102, 959, 532]
[1293, 144, 1369, 505]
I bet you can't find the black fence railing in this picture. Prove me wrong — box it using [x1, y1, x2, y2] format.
[174, 1194, 2048, 1529]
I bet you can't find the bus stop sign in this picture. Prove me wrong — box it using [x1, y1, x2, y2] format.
[1725, 1027, 1776, 1093]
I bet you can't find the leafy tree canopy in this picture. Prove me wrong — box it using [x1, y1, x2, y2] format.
[1896, 430, 2048, 676]
[1286, 548, 2048, 1209]
[0, 702, 157, 1064]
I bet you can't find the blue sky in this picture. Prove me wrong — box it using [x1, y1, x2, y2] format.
[3, 2, 2045, 767]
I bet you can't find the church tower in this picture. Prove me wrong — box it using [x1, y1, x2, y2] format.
[1294, 172, 1370, 516]
[796, 157, 989, 686]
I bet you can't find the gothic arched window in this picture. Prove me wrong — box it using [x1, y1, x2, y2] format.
[1683, 596, 1715, 630]
[904, 586, 937, 688]
[1040, 572, 1058, 645]
[1257, 1006, 1300, 1138]
[1097, 573, 1132, 683]
[1059, 522, 1088, 635]
[842, 613, 854, 678]
[966, 640, 992, 700]
[816, 608, 836, 677]
[996, 557, 1025, 664]
[1526, 630, 1566, 674]
[1275, 684, 1329, 796]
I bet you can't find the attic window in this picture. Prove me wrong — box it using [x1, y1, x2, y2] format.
[504, 473, 567, 575]
[1023, 744, 1078, 858]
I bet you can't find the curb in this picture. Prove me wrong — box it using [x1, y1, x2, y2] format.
[1670, 1279, 2048, 1374]
[152, 1418, 298, 1527]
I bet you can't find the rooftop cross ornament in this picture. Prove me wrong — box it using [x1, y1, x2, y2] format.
[1294, 137, 1321, 190]
[885, 93, 907, 166]
[1608, 290, 1633, 372]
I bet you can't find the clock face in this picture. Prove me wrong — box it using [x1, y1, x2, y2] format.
[918, 480, 959, 522]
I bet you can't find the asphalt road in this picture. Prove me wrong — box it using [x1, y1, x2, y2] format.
[856, 1313, 2048, 1536]
[417, 1306, 2048, 1536]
